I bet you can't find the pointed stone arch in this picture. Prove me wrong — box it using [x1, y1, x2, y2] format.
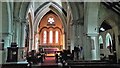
[99, 14, 118, 32]
[34, 2, 67, 49]
[34, 2, 67, 33]
[106, 33, 112, 48]
[67, 2, 80, 20]
[99, 15, 119, 61]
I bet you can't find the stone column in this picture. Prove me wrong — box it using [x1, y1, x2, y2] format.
[83, 35, 92, 60]
[13, 18, 18, 43]
[0, 2, 2, 64]
[25, 18, 33, 51]
[71, 20, 78, 47]
[17, 19, 27, 61]
[1, 2, 14, 63]
[13, 17, 21, 46]
[29, 31, 32, 52]
[71, 19, 84, 60]
[70, 20, 77, 54]
[84, 2, 100, 60]
[88, 34, 100, 60]
[32, 28, 35, 50]
[35, 33, 39, 51]
[77, 18, 84, 60]
[63, 34, 65, 49]
[13, 18, 25, 47]
[17, 21, 21, 47]
[20, 19, 26, 47]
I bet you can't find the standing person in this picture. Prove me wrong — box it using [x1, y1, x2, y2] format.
[40, 49, 45, 63]
[74, 46, 77, 60]
[76, 45, 80, 60]
[26, 52, 32, 68]
[59, 51, 63, 63]
[36, 51, 41, 63]
[55, 51, 58, 63]
[74, 46, 80, 60]
[80, 46, 83, 60]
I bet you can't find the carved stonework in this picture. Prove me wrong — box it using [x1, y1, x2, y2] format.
[72, 18, 84, 26]
[47, 17, 55, 26]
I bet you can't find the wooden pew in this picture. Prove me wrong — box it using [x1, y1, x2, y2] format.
[66, 60, 120, 68]
[1, 62, 28, 68]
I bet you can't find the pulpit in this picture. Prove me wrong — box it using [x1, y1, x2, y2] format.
[7, 42, 18, 62]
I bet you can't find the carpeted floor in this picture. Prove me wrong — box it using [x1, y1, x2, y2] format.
[41, 57, 58, 66]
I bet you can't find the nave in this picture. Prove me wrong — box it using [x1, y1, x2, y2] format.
[1, 57, 120, 68]
[1, 48, 120, 68]
[1, 0, 120, 68]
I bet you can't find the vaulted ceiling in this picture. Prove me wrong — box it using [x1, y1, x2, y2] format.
[13, 2, 29, 19]
[102, 2, 120, 15]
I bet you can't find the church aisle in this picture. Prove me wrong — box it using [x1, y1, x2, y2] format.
[32, 56, 59, 68]
[41, 57, 57, 66]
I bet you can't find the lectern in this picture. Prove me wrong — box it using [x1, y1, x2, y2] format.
[7, 42, 18, 62]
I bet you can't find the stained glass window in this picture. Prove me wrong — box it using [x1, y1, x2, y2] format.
[43, 31, 47, 43]
[56, 31, 58, 43]
[49, 31, 53, 43]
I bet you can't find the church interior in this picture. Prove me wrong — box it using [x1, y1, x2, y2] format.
[0, 0, 120, 68]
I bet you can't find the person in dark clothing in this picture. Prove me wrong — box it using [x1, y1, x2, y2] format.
[74, 46, 80, 60]
[27, 52, 32, 63]
[59, 51, 63, 63]
[62, 50, 67, 61]
[26, 54, 32, 68]
[55, 51, 58, 63]
[36, 51, 42, 63]
[71, 50, 74, 60]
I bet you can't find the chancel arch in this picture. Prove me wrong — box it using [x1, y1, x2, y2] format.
[37, 11, 64, 55]
[34, 2, 67, 52]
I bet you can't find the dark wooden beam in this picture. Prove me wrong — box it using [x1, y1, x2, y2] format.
[101, 2, 120, 15]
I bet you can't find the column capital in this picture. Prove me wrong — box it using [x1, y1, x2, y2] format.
[19, 18, 29, 27]
[34, 31, 39, 34]
[20, 19, 27, 23]
[71, 20, 77, 25]
[71, 18, 84, 25]
[77, 18, 84, 25]
[87, 33, 99, 37]
[13, 17, 27, 25]
[13, 17, 20, 23]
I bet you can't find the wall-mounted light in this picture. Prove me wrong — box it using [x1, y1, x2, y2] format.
[78, 36, 80, 39]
